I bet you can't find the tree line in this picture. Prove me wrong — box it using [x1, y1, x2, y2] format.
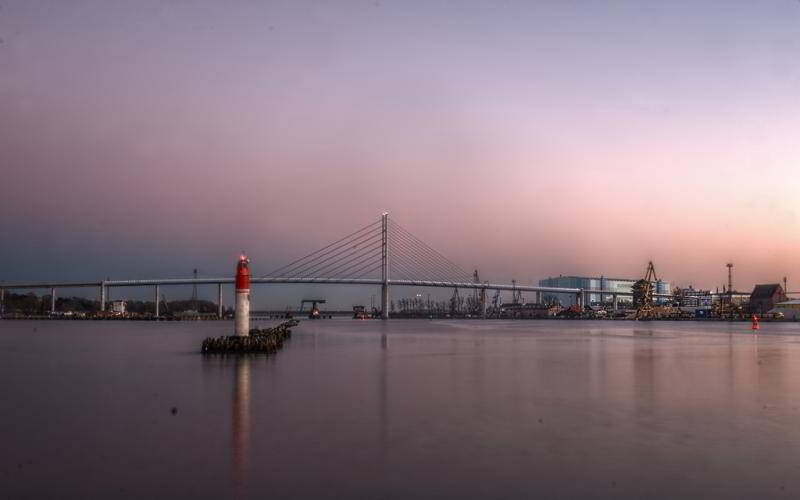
[0, 292, 225, 315]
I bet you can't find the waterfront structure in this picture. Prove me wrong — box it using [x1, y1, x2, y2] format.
[506, 302, 556, 318]
[769, 300, 800, 320]
[110, 300, 127, 314]
[235, 255, 251, 336]
[674, 286, 713, 307]
[749, 284, 787, 315]
[539, 275, 670, 306]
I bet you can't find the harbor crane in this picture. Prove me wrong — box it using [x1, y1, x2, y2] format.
[450, 288, 461, 315]
[633, 261, 658, 320]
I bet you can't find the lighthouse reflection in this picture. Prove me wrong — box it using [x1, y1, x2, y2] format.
[232, 356, 251, 498]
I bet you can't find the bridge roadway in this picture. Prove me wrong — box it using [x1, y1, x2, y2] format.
[0, 277, 678, 318]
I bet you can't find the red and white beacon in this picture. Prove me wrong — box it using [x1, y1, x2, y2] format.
[235, 253, 251, 337]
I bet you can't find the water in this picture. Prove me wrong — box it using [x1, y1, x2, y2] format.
[2, 319, 800, 499]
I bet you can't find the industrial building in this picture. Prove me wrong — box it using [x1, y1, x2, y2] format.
[769, 300, 800, 320]
[675, 286, 713, 307]
[539, 275, 670, 306]
[749, 284, 788, 315]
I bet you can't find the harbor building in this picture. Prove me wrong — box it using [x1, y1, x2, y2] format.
[675, 286, 713, 307]
[749, 284, 787, 315]
[110, 300, 127, 314]
[769, 300, 800, 320]
[539, 275, 670, 306]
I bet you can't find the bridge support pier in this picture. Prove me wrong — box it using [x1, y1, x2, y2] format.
[50, 288, 55, 314]
[0, 288, 4, 315]
[154, 285, 160, 318]
[100, 283, 106, 312]
[381, 284, 389, 320]
[218, 283, 223, 319]
[613, 294, 618, 311]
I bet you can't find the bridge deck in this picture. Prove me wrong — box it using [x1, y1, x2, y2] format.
[0, 277, 682, 298]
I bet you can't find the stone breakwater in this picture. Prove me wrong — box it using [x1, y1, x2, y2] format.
[201, 320, 299, 354]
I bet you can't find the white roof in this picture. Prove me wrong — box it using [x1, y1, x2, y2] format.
[774, 300, 800, 306]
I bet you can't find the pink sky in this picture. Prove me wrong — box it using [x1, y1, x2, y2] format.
[1, 1, 799, 302]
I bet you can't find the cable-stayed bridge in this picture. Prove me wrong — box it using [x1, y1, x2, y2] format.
[0, 213, 664, 318]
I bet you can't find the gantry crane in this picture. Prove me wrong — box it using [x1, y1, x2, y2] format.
[300, 299, 326, 319]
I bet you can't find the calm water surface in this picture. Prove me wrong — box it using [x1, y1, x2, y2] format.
[3, 319, 800, 499]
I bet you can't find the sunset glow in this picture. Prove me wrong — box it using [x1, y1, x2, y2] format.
[1, 1, 799, 298]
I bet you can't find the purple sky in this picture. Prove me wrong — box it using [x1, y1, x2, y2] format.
[1, 1, 799, 306]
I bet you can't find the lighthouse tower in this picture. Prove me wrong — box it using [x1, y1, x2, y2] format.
[235, 254, 251, 337]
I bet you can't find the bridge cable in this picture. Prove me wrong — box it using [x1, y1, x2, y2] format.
[281, 231, 382, 279]
[286, 234, 382, 279]
[278, 228, 381, 278]
[388, 257, 428, 282]
[330, 256, 384, 280]
[262, 218, 381, 278]
[352, 262, 384, 280]
[391, 240, 469, 282]
[388, 219, 473, 281]
[387, 224, 473, 283]
[285, 235, 381, 279]
[388, 242, 458, 283]
[388, 226, 461, 279]
[388, 236, 466, 284]
[313, 244, 383, 279]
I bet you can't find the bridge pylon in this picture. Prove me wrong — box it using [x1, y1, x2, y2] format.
[381, 212, 389, 320]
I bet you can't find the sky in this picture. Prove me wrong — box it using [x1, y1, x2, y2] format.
[1, 1, 799, 307]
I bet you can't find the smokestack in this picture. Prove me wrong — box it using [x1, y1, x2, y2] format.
[235, 254, 251, 337]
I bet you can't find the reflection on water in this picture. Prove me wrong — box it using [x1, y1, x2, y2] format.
[4, 320, 800, 499]
[232, 357, 251, 498]
[633, 339, 655, 419]
[379, 326, 389, 460]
